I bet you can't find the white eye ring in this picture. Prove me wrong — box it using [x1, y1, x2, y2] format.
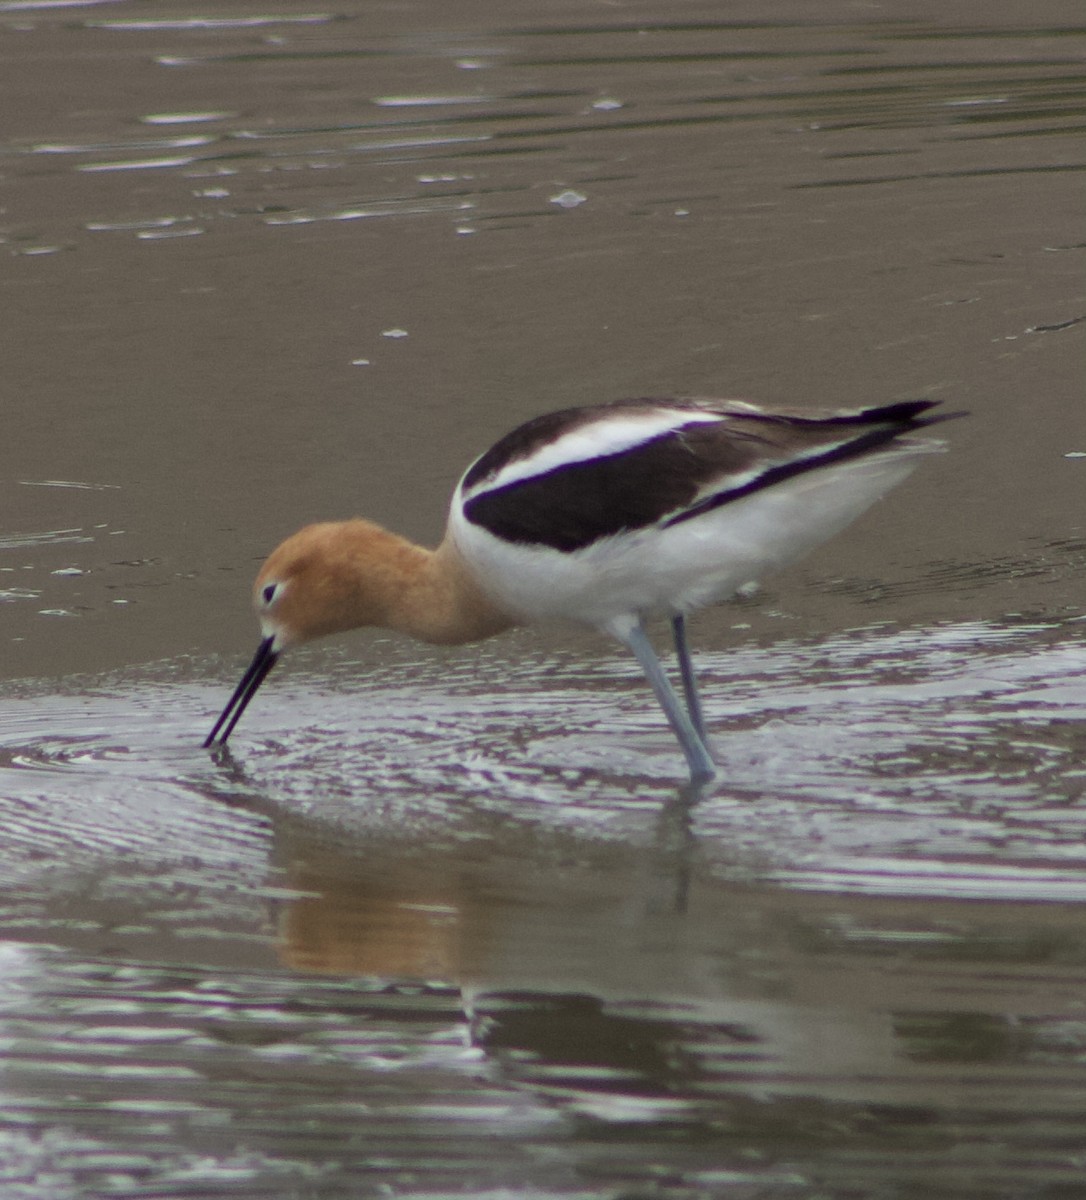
[260, 581, 283, 608]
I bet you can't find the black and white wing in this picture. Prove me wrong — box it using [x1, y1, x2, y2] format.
[457, 398, 947, 553]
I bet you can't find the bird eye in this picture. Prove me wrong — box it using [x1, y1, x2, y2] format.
[260, 582, 282, 607]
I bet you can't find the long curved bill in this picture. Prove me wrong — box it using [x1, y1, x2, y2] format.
[204, 636, 279, 748]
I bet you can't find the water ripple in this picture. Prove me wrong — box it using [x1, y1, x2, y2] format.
[0, 619, 1071, 907]
[5, 13, 1082, 239]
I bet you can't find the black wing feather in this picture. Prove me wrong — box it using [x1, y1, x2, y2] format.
[462, 400, 952, 552]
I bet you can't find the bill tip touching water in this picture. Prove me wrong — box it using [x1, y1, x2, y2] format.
[205, 396, 961, 780]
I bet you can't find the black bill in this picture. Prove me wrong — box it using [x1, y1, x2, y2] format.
[204, 636, 279, 748]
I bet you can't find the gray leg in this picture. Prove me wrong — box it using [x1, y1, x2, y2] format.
[615, 619, 716, 782]
[671, 612, 708, 744]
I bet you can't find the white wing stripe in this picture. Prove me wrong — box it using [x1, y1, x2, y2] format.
[464, 409, 720, 496]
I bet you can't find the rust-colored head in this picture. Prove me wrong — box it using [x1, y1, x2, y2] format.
[204, 519, 423, 749]
[253, 519, 424, 651]
[205, 517, 512, 749]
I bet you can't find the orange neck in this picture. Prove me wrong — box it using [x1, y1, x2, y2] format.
[385, 532, 516, 646]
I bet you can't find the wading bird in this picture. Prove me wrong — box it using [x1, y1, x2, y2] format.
[206, 397, 952, 780]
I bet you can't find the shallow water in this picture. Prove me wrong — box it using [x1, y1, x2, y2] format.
[3, 622, 1086, 1195]
[2, 1, 1086, 1196]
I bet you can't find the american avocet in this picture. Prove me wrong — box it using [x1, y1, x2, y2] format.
[205, 397, 953, 780]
